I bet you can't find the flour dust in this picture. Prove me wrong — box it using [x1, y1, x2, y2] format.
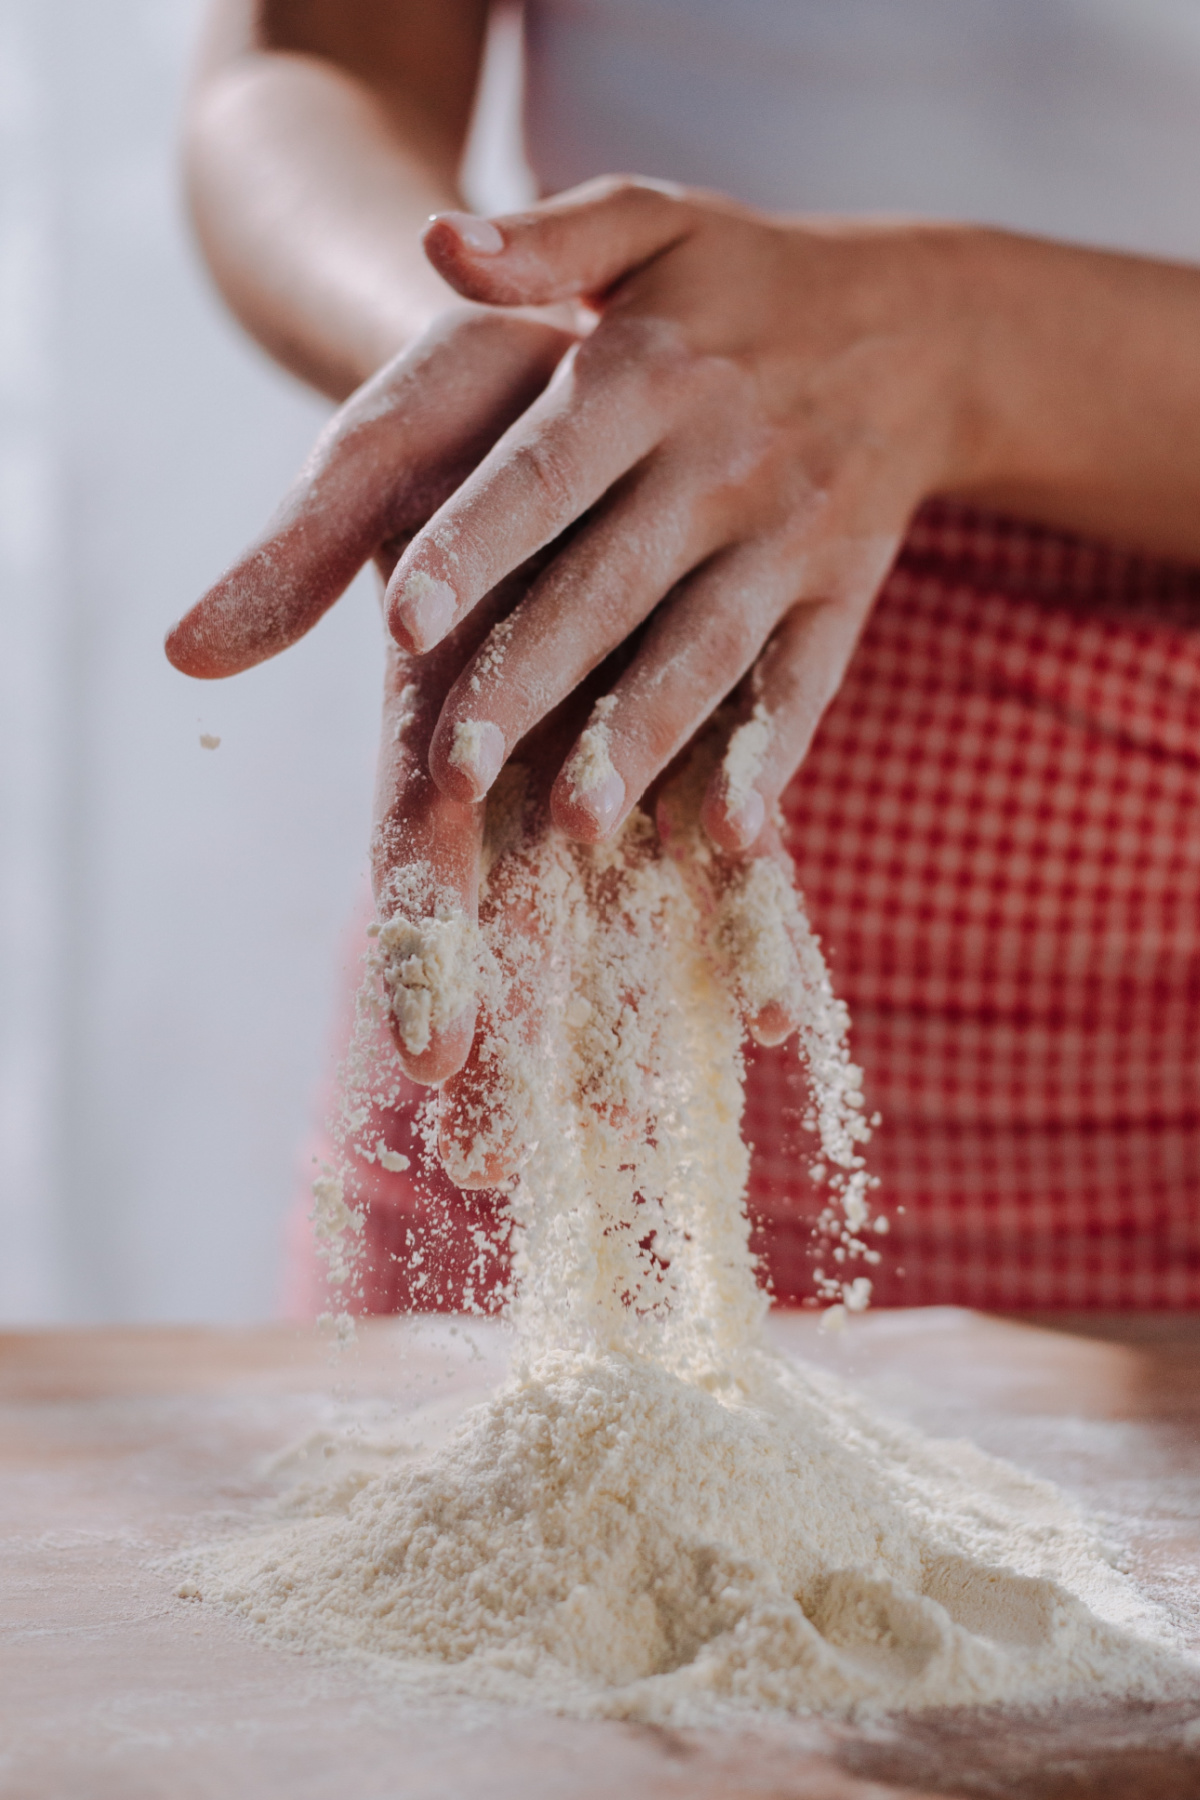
[183, 757, 1195, 1723]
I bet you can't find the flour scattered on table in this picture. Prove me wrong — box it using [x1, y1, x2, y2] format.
[183, 746, 1194, 1722]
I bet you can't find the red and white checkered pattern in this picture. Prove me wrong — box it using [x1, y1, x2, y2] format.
[753, 502, 1200, 1310]
[285, 504, 1200, 1317]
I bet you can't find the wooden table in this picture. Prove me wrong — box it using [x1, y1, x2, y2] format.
[3, 1309, 1200, 1799]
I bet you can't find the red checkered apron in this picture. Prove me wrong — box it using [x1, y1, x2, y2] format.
[284, 505, 1200, 1316]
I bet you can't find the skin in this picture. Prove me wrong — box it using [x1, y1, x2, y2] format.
[170, 0, 1200, 1177]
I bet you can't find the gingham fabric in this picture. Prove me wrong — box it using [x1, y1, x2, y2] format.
[284, 504, 1200, 1317]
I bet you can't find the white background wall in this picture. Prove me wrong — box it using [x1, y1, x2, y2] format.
[0, 0, 528, 1324]
[0, 0, 382, 1322]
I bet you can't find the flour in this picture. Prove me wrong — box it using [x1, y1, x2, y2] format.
[375, 905, 479, 1057]
[308, 1166, 362, 1290]
[721, 702, 770, 813]
[186, 1344, 1185, 1722]
[564, 695, 619, 799]
[187, 752, 1193, 1724]
[448, 718, 490, 775]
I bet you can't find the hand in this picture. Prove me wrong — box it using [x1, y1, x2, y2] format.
[166, 306, 577, 1083]
[433, 705, 821, 1190]
[165, 307, 574, 681]
[387, 179, 988, 860]
[167, 179, 987, 1124]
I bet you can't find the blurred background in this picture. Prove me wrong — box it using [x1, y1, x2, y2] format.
[5, 0, 1199, 1323]
[0, 0, 525, 1324]
[0, 0, 380, 1323]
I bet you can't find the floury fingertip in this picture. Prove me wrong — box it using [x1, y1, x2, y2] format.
[561, 698, 625, 833]
[725, 788, 766, 848]
[573, 767, 625, 833]
[448, 718, 506, 796]
[392, 571, 457, 652]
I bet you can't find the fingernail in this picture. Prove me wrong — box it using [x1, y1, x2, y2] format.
[437, 211, 505, 255]
[750, 999, 794, 1048]
[448, 718, 505, 796]
[727, 789, 765, 847]
[576, 768, 626, 834]
[396, 572, 457, 651]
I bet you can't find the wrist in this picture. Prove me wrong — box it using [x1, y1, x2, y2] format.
[928, 224, 1084, 507]
[881, 221, 1021, 501]
[773, 215, 1019, 508]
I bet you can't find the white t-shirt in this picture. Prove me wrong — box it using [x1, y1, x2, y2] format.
[522, 0, 1200, 259]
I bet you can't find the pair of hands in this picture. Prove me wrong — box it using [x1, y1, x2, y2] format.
[167, 176, 986, 1172]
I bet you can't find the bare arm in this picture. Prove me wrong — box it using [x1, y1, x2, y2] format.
[185, 0, 491, 398]
[953, 227, 1200, 565]
[174, 15, 1200, 1138]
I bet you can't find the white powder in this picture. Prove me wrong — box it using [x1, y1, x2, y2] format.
[448, 718, 489, 774]
[721, 703, 771, 813]
[390, 681, 419, 744]
[187, 1346, 1185, 1722]
[375, 906, 479, 1057]
[308, 1166, 362, 1289]
[468, 612, 517, 695]
[308, 1165, 364, 1340]
[188, 752, 1193, 1724]
[564, 695, 618, 799]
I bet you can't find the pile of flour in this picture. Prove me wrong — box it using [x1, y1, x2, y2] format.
[184, 756, 1192, 1722]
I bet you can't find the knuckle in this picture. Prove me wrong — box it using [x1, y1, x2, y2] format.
[509, 434, 576, 522]
[691, 591, 763, 673]
[639, 704, 690, 766]
[580, 316, 698, 416]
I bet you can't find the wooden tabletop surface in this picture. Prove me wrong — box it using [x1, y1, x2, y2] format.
[3, 1308, 1200, 1800]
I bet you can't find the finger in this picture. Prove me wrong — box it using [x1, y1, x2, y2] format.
[546, 523, 899, 845]
[371, 580, 523, 1085]
[371, 641, 481, 1086]
[426, 454, 725, 809]
[436, 826, 552, 1190]
[546, 538, 799, 841]
[720, 833, 820, 1049]
[422, 176, 699, 309]
[384, 323, 686, 654]
[654, 744, 808, 1049]
[435, 684, 604, 1184]
[165, 312, 570, 679]
[702, 533, 900, 853]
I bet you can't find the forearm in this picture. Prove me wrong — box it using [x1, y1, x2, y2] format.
[954, 228, 1200, 564]
[184, 2, 487, 400]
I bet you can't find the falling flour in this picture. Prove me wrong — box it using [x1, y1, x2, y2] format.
[182, 747, 1194, 1723]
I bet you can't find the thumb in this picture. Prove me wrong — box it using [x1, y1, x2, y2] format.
[422, 176, 696, 308]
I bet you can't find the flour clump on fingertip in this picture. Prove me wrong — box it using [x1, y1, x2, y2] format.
[375, 905, 479, 1056]
[565, 694, 619, 799]
[721, 702, 771, 813]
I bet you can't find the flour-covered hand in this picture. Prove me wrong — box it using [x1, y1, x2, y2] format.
[394, 179, 990, 855]
[165, 310, 575, 1082]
